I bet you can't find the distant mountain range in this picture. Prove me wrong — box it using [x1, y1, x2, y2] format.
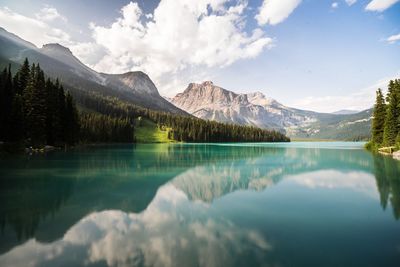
[0, 27, 184, 114]
[0, 27, 372, 140]
[332, 109, 360, 115]
[171, 81, 372, 140]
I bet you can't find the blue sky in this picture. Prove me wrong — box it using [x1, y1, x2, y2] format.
[0, 0, 399, 112]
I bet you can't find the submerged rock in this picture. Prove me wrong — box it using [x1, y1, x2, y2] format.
[393, 151, 400, 160]
[44, 145, 56, 152]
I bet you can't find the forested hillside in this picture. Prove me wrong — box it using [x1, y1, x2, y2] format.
[0, 59, 289, 150]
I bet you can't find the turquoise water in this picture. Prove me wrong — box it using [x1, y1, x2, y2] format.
[0, 142, 399, 267]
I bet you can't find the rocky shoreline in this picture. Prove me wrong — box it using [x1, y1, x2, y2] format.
[378, 147, 400, 160]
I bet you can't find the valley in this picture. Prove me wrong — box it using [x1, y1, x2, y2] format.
[0, 26, 371, 142]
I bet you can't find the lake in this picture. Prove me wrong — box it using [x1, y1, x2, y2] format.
[0, 142, 399, 267]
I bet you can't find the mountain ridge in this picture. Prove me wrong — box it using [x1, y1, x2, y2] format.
[0, 27, 372, 140]
[0, 28, 186, 114]
[171, 81, 372, 140]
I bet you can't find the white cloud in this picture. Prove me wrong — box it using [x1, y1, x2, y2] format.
[255, 0, 302, 26]
[386, 33, 400, 44]
[0, 7, 72, 47]
[86, 0, 273, 95]
[365, 0, 400, 11]
[345, 0, 357, 5]
[35, 6, 67, 22]
[69, 42, 107, 66]
[332, 2, 339, 8]
[289, 73, 399, 112]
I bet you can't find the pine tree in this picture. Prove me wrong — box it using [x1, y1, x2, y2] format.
[383, 80, 400, 146]
[24, 64, 47, 147]
[55, 82, 66, 144]
[1, 66, 14, 141]
[64, 91, 80, 145]
[44, 78, 58, 145]
[372, 89, 386, 145]
[8, 94, 25, 142]
[14, 58, 30, 94]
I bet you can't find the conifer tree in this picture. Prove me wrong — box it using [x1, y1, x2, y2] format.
[0, 66, 14, 141]
[64, 92, 80, 145]
[14, 58, 30, 94]
[55, 82, 66, 144]
[24, 64, 47, 146]
[8, 94, 25, 142]
[372, 89, 386, 146]
[383, 80, 400, 146]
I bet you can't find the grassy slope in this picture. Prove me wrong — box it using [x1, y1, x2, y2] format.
[134, 118, 175, 143]
[76, 105, 174, 143]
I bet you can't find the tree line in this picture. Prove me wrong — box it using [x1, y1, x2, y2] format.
[1, 58, 289, 150]
[72, 90, 290, 143]
[368, 79, 400, 150]
[0, 59, 135, 149]
[0, 59, 79, 148]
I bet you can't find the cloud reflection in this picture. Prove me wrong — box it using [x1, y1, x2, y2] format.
[287, 170, 379, 198]
[0, 184, 271, 267]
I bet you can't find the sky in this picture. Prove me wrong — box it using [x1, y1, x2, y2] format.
[0, 0, 399, 112]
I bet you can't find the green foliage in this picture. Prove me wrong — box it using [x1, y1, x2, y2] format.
[0, 60, 80, 148]
[0, 65, 14, 142]
[383, 80, 400, 146]
[134, 118, 173, 143]
[71, 90, 290, 143]
[79, 113, 134, 143]
[24, 63, 47, 146]
[372, 89, 386, 145]
[368, 79, 400, 150]
[1, 58, 289, 149]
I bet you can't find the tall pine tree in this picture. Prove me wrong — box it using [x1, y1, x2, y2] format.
[372, 89, 386, 146]
[1, 65, 14, 141]
[64, 91, 80, 145]
[24, 64, 47, 147]
[14, 58, 30, 95]
[383, 80, 400, 146]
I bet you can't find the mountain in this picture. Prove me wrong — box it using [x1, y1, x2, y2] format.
[0, 27, 185, 114]
[171, 81, 318, 131]
[332, 109, 360, 115]
[171, 81, 372, 140]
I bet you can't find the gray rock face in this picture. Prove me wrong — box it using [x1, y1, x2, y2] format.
[171, 81, 317, 131]
[103, 71, 160, 97]
[170, 81, 373, 139]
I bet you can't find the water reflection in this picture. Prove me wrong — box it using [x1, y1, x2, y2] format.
[373, 154, 400, 219]
[0, 143, 400, 267]
[0, 184, 271, 267]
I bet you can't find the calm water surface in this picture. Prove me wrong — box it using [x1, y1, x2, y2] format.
[0, 142, 399, 267]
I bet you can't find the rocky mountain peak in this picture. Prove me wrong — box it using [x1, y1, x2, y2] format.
[106, 71, 159, 96]
[246, 91, 280, 107]
[202, 81, 214, 86]
[120, 71, 149, 79]
[247, 91, 266, 99]
[41, 43, 73, 55]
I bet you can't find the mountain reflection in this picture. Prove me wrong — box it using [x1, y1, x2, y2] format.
[0, 184, 272, 267]
[1, 143, 400, 263]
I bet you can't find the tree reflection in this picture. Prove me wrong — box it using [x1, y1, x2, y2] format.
[373, 154, 400, 219]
